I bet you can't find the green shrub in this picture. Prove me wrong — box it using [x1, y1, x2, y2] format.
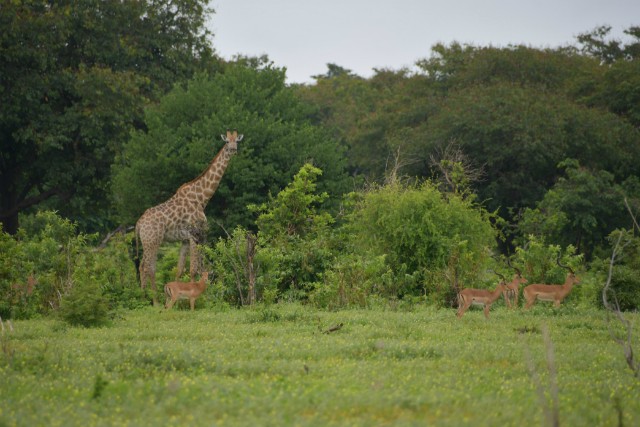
[308, 253, 394, 309]
[344, 182, 497, 304]
[0, 212, 87, 318]
[58, 271, 110, 327]
[0, 211, 143, 319]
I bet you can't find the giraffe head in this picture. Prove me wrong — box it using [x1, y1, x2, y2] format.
[220, 129, 244, 154]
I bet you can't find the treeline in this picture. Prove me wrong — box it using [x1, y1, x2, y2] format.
[1, 1, 640, 318]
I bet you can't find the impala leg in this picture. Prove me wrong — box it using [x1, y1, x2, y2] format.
[190, 298, 196, 311]
[483, 304, 491, 319]
[503, 291, 511, 309]
[457, 301, 470, 318]
[524, 297, 534, 309]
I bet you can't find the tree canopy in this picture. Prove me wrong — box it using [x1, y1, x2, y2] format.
[0, 0, 217, 234]
[1, 5, 639, 267]
[111, 59, 350, 234]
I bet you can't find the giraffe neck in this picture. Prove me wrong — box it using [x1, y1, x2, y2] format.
[177, 146, 233, 208]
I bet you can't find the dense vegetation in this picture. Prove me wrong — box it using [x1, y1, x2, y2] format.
[2, 3, 640, 425]
[1, 4, 639, 320]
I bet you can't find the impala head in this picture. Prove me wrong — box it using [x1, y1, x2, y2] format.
[514, 274, 528, 285]
[506, 256, 523, 277]
[492, 269, 506, 284]
[557, 253, 579, 285]
[220, 129, 244, 154]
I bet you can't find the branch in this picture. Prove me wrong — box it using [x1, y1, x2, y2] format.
[95, 225, 134, 250]
[624, 197, 640, 232]
[602, 225, 640, 378]
[0, 187, 63, 219]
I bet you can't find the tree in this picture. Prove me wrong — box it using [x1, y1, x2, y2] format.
[0, 0, 217, 234]
[574, 26, 640, 128]
[111, 60, 350, 234]
[250, 164, 336, 299]
[422, 83, 640, 220]
[518, 159, 637, 257]
[417, 43, 596, 93]
[576, 25, 640, 63]
[298, 66, 437, 180]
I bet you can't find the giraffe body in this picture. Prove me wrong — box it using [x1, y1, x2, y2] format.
[136, 130, 243, 304]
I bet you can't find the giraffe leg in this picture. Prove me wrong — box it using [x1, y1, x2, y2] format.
[189, 239, 200, 282]
[176, 242, 189, 279]
[140, 248, 159, 306]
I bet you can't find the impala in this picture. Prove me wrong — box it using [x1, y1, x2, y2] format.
[164, 271, 209, 310]
[523, 258, 580, 309]
[503, 258, 528, 308]
[457, 281, 508, 319]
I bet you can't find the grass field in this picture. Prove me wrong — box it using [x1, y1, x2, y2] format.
[1, 303, 639, 426]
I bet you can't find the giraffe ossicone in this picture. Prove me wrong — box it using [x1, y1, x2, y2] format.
[135, 129, 243, 304]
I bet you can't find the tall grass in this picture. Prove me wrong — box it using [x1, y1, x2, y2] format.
[0, 304, 638, 426]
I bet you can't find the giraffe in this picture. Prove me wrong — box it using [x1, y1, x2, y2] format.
[135, 129, 243, 304]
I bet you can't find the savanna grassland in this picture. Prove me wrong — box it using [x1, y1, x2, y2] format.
[1, 303, 638, 427]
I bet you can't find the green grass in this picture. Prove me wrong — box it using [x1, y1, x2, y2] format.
[1, 304, 639, 426]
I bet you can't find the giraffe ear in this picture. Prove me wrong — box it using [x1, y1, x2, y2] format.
[236, 134, 244, 142]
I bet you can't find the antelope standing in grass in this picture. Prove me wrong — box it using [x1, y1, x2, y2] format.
[503, 258, 528, 308]
[523, 257, 580, 309]
[457, 281, 508, 319]
[164, 271, 209, 311]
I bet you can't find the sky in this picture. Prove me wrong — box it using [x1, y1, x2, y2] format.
[209, 0, 639, 84]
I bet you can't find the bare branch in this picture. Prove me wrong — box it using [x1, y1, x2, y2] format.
[601, 197, 640, 378]
[429, 141, 485, 194]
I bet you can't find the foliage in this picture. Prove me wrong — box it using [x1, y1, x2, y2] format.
[345, 181, 496, 304]
[1, 306, 639, 426]
[297, 66, 436, 180]
[518, 159, 638, 257]
[299, 40, 640, 258]
[58, 271, 110, 328]
[417, 43, 596, 92]
[112, 62, 350, 233]
[0, 0, 218, 234]
[576, 25, 640, 63]
[592, 230, 640, 311]
[0, 211, 88, 318]
[308, 253, 395, 309]
[0, 211, 140, 319]
[251, 164, 337, 301]
[512, 235, 583, 285]
[254, 163, 332, 239]
[423, 83, 640, 220]
[202, 226, 257, 306]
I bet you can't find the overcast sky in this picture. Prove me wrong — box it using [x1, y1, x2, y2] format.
[209, 0, 639, 84]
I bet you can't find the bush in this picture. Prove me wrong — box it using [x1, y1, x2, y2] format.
[0, 211, 142, 319]
[344, 182, 497, 304]
[0, 212, 87, 318]
[58, 270, 110, 327]
[308, 253, 394, 309]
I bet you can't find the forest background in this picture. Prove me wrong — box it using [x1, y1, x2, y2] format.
[2, 0, 640, 321]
